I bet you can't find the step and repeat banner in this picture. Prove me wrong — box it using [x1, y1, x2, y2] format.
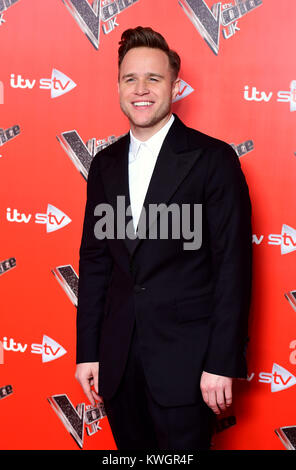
[1, 0, 296, 451]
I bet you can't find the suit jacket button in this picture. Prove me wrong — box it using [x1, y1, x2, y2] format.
[134, 285, 146, 293]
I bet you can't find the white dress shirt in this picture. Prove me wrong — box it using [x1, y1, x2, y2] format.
[128, 114, 175, 231]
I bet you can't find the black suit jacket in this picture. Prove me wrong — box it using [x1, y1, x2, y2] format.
[76, 114, 252, 407]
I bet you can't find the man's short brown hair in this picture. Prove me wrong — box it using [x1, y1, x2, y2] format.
[118, 26, 181, 80]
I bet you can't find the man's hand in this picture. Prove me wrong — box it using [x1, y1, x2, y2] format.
[75, 362, 103, 406]
[200, 371, 233, 415]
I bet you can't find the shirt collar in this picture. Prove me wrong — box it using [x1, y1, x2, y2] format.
[129, 114, 175, 163]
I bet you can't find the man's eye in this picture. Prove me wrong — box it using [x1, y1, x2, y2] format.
[149, 77, 159, 82]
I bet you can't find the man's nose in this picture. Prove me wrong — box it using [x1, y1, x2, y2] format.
[134, 80, 149, 95]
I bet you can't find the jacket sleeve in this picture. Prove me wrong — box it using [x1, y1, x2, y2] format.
[203, 142, 253, 378]
[76, 157, 113, 364]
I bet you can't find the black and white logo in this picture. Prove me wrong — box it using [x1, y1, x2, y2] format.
[179, 0, 263, 55]
[0, 125, 20, 151]
[62, 0, 139, 49]
[48, 393, 106, 448]
[0, 0, 21, 27]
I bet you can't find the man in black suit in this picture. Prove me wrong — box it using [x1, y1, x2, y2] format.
[75, 26, 252, 450]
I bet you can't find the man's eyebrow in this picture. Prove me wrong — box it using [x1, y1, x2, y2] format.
[121, 72, 165, 79]
[121, 73, 136, 80]
[146, 73, 164, 78]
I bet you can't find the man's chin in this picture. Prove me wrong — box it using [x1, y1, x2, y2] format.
[128, 114, 171, 130]
[132, 120, 156, 128]
[120, 105, 172, 131]
[127, 112, 156, 125]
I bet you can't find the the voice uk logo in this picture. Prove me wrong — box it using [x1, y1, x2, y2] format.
[0, 0, 20, 28]
[179, 0, 263, 55]
[62, 0, 139, 50]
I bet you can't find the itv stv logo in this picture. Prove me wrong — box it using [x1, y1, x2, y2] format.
[0, 81, 3, 104]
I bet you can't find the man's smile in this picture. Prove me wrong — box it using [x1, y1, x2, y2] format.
[132, 101, 154, 108]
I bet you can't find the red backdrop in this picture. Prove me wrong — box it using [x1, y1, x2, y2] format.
[1, 0, 296, 451]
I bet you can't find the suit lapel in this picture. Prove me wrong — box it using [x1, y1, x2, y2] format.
[99, 133, 134, 252]
[128, 115, 203, 257]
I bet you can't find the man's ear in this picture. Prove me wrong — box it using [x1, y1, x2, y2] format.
[172, 78, 181, 101]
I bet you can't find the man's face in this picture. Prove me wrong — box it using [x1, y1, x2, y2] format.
[118, 47, 180, 138]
